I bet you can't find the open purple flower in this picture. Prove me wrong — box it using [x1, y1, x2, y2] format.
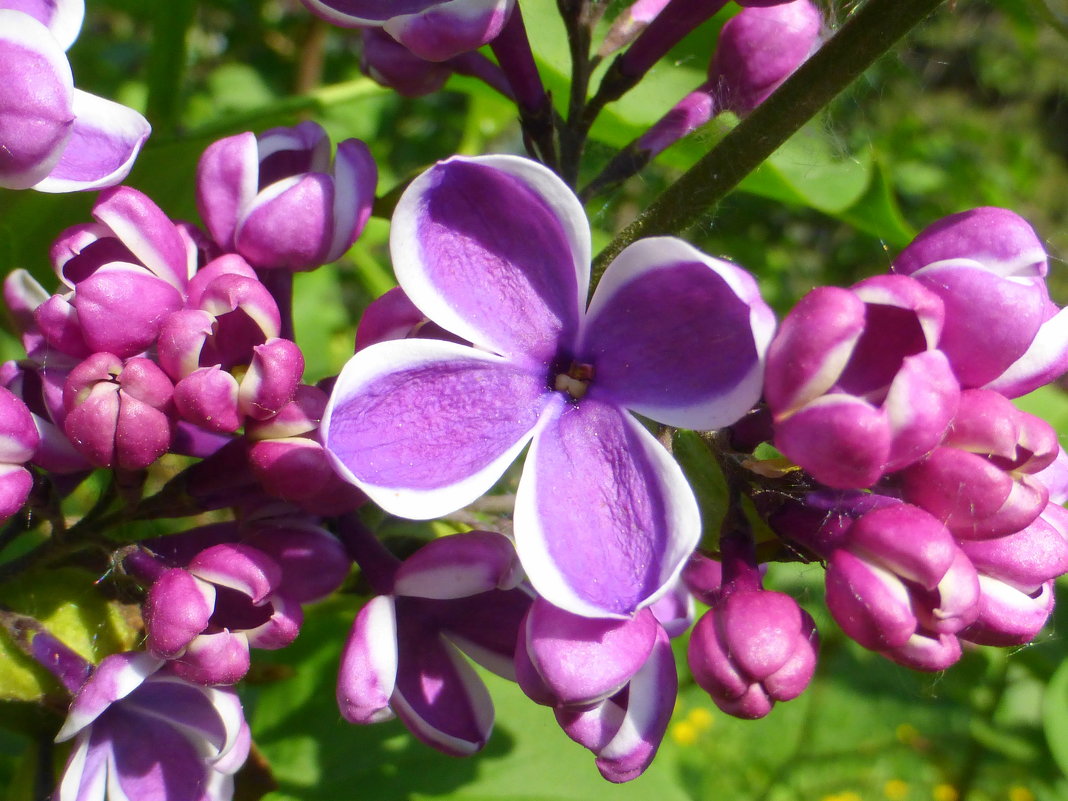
[0, 2, 149, 192]
[55, 652, 249, 801]
[323, 155, 774, 618]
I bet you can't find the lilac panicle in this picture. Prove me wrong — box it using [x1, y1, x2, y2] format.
[0, 4, 149, 192]
[892, 207, 1068, 395]
[197, 122, 376, 271]
[323, 154, 775, 619]
[337, 527, 531, 756]
[298, 0, 515, 61]
[765, 274, 960, 488]
[55, 651, 249, 801]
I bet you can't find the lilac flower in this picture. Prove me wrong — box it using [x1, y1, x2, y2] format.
[323, 155, 774, 618]
[55, 651, 249, 801]
[896, 389, 1058, 539]
[892, 207, 1068, 395]
[37, 187, 195, 359]
[196, 122, 376, 272]
[337, 527, 531, 755]
[515, 598, 677, 782]
[139, 541, 303, 685]
[297, 0, 516, 61]
[765, 274, 960, 488]
[0, 2, 150, 192]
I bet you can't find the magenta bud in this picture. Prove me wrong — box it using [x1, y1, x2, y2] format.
[0, 386, 39, 519]
[892, 207, 1064, 392]
[173, 366, 241, 434]
[62, 353, 174, 469]
[710, 0, 823, 115]
[766, 276, 959, 488]
[197, 122, 377, 271]
[960, 578, 1055, 647]
[687, 589, 818, 719]
[899, 389, 1057, 539]
[238, 338, 305, 421]
[245, 384, 327, 441]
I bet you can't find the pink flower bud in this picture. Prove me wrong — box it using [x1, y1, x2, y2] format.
[197, 122, 377, 271]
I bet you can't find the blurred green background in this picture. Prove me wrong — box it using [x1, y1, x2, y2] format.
[2, 1, 1068, 799]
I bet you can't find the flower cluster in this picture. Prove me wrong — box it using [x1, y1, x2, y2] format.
[2, 2, 1067, 800]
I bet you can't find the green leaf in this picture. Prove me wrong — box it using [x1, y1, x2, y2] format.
[0, 569, 139, 702]
[1042, 657, 1068, 777]
[671, 430, 729, 548]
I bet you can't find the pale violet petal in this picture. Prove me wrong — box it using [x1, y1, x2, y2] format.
[514, 398, 700, 618]
[323, 338, 551, 519]
[390, 155, 589, 367]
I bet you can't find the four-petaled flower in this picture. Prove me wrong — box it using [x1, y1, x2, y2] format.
[324, 154, 775, 618]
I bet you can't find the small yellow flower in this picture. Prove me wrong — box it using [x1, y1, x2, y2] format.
[671, 721, 698, 746]
[1008, 787, 1034, 801]
[688, 707, 714, 732]
[884, 779, 909, 800]
[932, 784, 958, 801]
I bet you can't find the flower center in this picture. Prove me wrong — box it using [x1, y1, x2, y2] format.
[554, 361, 594, 400]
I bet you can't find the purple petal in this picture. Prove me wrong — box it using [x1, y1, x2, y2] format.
[392, 621, 494, 756]
[337, 595, 398, 724]
[773, 395, 891, 489]
[523, 600, 658, 705]
[55, 732, 106, 801]
[91, 187, 189, 290]
[188, 543, 280, 602]
[105, 704, 218, 801]
[235, 173, 334, 269]
[580, 237, 772, 429]
[143, 569, 215, 658]
[592, 626, 677, 783]
[172, 631, 251, 685]
[0, 10, 74, 190]
[437, 587, 532, 680]
[323, 339, 550, 519]
[2, 0, 85, 50]
[384, 0, 514, 61]
[56, 652, 163, 742]
[912, 261, 1045, 387]
[881, 350, 960, 472]
[327, 138, 377, 261]
[391, 155, 588, 367]
[986, 306, 1068, 398]
[34, 89, 150, 193]
[195, 132, 259, 253]
[394, 530, 521, 599]
[764, 286, 865, 414]
[515, 398, 700, 618]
